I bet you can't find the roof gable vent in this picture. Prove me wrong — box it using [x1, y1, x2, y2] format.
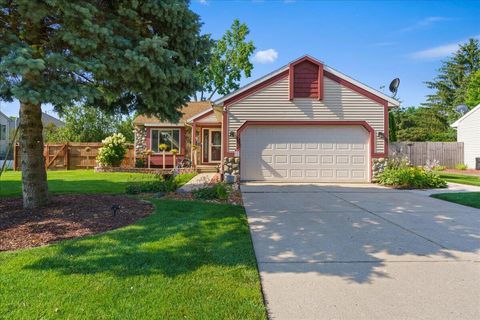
[289, 57, 324, 100]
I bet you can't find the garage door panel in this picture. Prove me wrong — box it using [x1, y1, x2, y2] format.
[241, 125, 370, 182]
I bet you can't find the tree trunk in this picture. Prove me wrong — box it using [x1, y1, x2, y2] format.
[19, 102, 49, 208]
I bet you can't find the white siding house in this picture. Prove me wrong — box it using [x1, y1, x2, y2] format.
[451, 103, 480, 169]
[0, 110, 15, 155]
[215, 55, 400, 182]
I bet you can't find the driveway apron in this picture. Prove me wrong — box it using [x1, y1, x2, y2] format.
[241, 183, 480, 320]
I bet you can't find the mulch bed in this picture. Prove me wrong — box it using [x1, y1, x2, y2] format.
[0, 194, 154, 252]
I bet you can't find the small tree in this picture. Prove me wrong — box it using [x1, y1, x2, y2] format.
[159, 143, 168, 170]
[97, 133, 127, 167]
[195, 20, 255, 101]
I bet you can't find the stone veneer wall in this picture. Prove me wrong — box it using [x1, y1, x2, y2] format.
[372, 157, 387, 181]
[223, 156, 240, 177]
[134, 125, 147, 158]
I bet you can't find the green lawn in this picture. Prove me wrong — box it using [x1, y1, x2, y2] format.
[0, 200, 267, 319]
[436, 172, 480, 187]
[431, 192, 480, 209]
[0, 170, 157, 197]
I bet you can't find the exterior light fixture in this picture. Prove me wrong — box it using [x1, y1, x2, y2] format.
[229, 130, 236, 138]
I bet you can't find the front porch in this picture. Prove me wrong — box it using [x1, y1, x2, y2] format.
[190, 108, 223, 170]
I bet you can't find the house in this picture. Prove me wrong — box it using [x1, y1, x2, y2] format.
[0, 110, 18, 156]
[134, 55, 400, 182]
[451, 103, 480, 169]
[0, 110, 65, 156]
[41, 112, 65, 128]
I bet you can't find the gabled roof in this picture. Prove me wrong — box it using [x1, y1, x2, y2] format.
[134, 101, 213, 126]
[0, 109, 10, 121]
[41, 112, 65, 127]
[214, 54, 400, 107]
[451, 103, 480, 127]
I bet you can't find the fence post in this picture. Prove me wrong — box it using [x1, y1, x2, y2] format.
[65, 142, 69, 170]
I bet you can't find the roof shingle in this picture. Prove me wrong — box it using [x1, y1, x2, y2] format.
[133, 101, 213, 125]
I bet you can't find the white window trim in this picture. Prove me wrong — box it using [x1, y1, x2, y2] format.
[150, 128, 181, 155]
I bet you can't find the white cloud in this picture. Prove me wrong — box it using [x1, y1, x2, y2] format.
[411, 35, 480, 59]
[400, 16, 450, 32]
[252, 49, 278, 64]
[198, 0, 208, 5]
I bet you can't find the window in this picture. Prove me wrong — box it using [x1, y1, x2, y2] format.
[151, 129, 180, 153]
[0, 125, 6, 141]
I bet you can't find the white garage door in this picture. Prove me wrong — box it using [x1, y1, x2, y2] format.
[240, 125, 370, 182]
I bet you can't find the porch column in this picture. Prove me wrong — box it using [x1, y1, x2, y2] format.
[192, 123, 197, 168]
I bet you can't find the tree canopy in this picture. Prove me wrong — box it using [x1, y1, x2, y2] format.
[0, 0, 211, 122]
[195, 19, 255, 101]
[44, 105, 134, 143]
[465, 69, 480, 107]
[424, 38, 480, 122]
[392, 38, 480, 142]
[391, 106, 456, 142]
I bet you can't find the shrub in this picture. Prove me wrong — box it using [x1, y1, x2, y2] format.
[193, 183, 230, 200]
[424, 159, 440, 172]
[378, 166, 447, 189]
[455, 163, 468, 170]
[135, 158, 145, 168]
[386, 154, 410, 170]
[434, 165, 447, 171]
[97, 133, 127, 167]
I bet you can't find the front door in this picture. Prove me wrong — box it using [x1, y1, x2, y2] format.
[202, 129, 222, 163]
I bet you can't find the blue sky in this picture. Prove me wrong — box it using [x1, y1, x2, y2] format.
[0, 0, 479, 117]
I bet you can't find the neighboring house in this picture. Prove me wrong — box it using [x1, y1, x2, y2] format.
[0, 111, 64, 155]
[134, 55, 400, 182]
[41, 112, 65, 128]
[451, 103, 480, 169]
[0, 110, 17, 155]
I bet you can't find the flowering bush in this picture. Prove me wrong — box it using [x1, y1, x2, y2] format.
[96, 133, 127, 167]
[378, 166, 446, 189]
[424, 159, 440, 172]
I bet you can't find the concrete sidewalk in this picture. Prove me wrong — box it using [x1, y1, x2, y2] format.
[242, 183, 480, 320]
[177, 173, 216, 193]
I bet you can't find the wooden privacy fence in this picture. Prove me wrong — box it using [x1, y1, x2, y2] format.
[13, 142, 134, 171]
[388, 142, 464, 168]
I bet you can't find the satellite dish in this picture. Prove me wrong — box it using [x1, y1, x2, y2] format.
[389, 78, 400, 97]
[455, 104, 469, 116]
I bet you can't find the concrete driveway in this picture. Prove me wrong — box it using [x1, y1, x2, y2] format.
[241, 183, 480, 320]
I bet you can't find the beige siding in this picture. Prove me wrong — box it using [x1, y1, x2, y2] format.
[456, 108, 480, 169]
[227, 76, 385, 153]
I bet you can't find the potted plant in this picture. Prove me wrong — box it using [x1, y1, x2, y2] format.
[158, 143, 168, 170]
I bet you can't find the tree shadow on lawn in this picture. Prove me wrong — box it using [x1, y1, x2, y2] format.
[25, 200, 258, 278]
[0, 176, 156, 197]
